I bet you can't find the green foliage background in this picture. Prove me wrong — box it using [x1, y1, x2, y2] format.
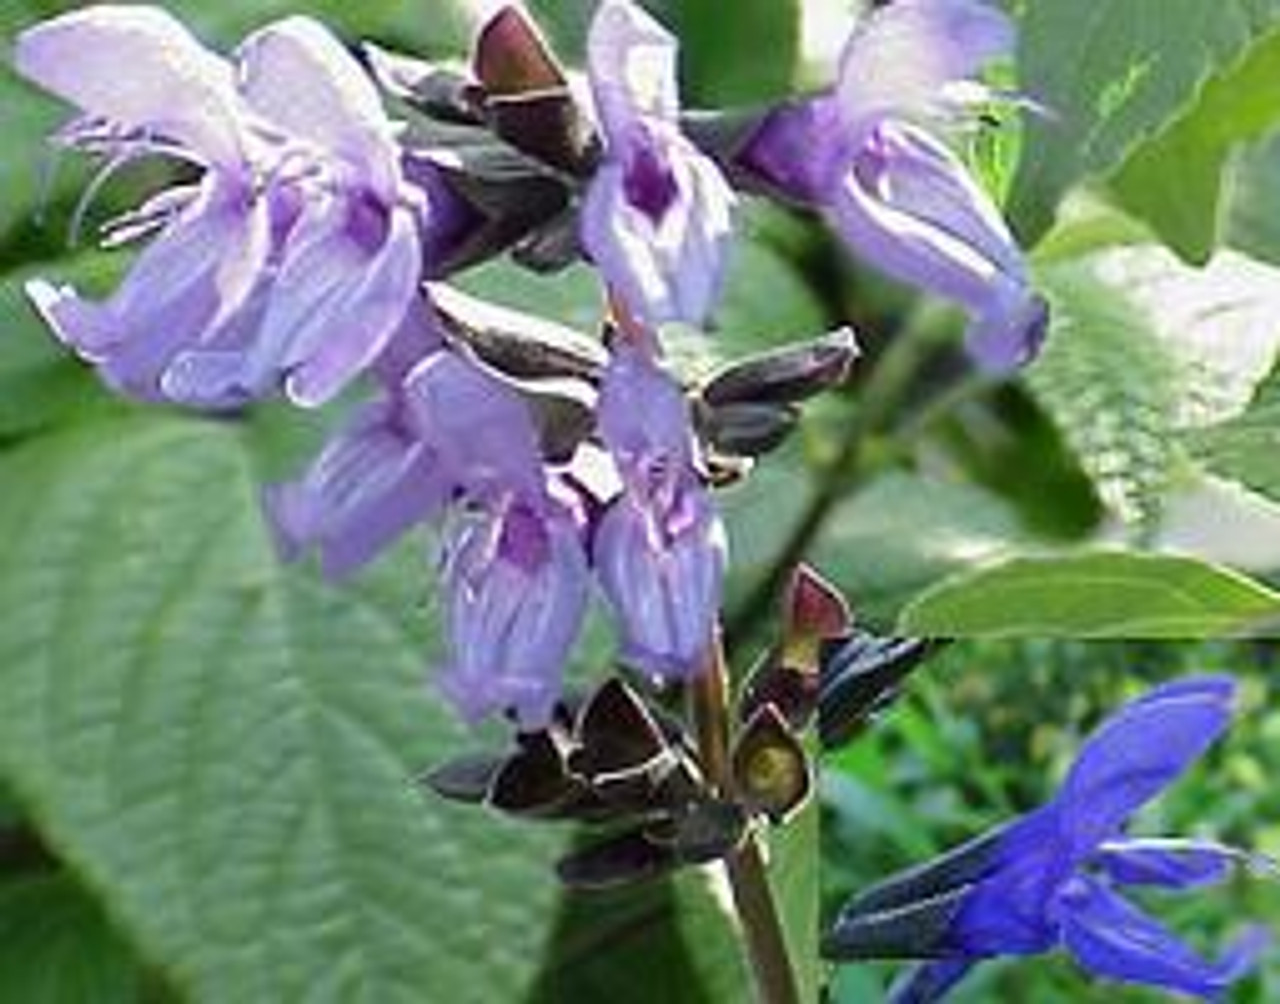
[1, 0, 1280, 1001]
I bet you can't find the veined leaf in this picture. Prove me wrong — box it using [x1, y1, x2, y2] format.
[1190, 364, 1280, 506]
[1010, 0, 1280, 242]
[0, 416, 566, 1003]
[1111, 27, 1280, 263]
[898, 551, 1280, 637]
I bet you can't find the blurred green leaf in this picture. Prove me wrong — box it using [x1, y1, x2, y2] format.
[650, 0, 800, 105]
[1225, 135, 1280, 264]
[1110, 28, 1280, 262]
[899, 551, 1280, 637]
[0, 873, 142, 1004]
[1010, 0, 1280, 242]
[529, 0, 800, 104]
[810, 471, 1031, 627]
[530, 869, 751, 1003]
[0, 416, 567, 1003]
[1190, 364, 1280, 505]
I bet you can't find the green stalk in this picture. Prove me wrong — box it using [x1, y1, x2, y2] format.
[689, 635, 801, 1004]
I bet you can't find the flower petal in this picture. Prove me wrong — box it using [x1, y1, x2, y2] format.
[438, 509, 588, 728]
[580, 141, 735, 328]
[402, 351, 545, 504]
[597, 345, 694, 471]
[29, 181, 269, 402]
[739, 95, 850, 204]
[828, 121, 1043, 371]
[593, 485, 725, 679]
[949, 808, 1066, 956]
[264, 397, 450, 577]
[837, 0, 1013, 130]
[1058, 875, 1266, 999]
[15, 5, 244, 165]
[587, 0, 680, 145]
[237, 15, 399, 197]
[1055, 675, 1237, 859]
[228, 197, 419, 407]
[1094, 838, 1249, 890]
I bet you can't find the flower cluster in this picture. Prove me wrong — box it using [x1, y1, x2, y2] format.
[16, 0, 1039, 726]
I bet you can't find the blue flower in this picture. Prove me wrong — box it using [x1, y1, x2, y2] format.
[827, 676, 1271, 1001]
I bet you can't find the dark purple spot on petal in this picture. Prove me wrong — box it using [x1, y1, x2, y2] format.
[623, 142, 678, 225]
[499, 502, 550, 573]
[346, 188, 391, 253]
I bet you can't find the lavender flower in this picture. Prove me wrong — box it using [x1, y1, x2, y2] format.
[739, 0, 1046, 372]
[263, 306, 451, 579]
[17, 7, 430, 407]
[594, 344, 726, 680]
[827, 676, 1270, 1002]
[408, 352, 588, 729]
[580, 0, 736, 328]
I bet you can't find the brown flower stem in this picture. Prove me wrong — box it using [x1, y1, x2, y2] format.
[689, 633, 801, 1004]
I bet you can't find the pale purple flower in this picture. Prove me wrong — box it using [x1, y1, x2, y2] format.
[593, 345, 725, 679]
[17, 8, 432, 407]
[264, 307, 450, 579]
[579, 0, 736, 328]
[829, 676, 1271, 1002]
[740, 0, 1046, 372]
[407, 352, 589, 728]
[269, 342, 590, 727]
[438, 501, 588, 728]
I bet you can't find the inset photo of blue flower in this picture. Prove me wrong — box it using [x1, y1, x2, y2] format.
[821, 640, 1280, 1003]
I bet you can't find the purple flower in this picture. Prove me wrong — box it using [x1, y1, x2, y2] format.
[593, 345, 725, 680]
[740, 0, 1046, 372]
[269, 339, 589, 727]
[828, 676, 1271, 1002]
[263, 307, 451, 579]
[408, 352, 588, 729]
[580, 0, 736, 328]
[17, 8, 432, 407]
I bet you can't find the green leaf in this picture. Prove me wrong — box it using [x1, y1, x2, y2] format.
[651, 0, 800, 105]
[899, 551, 1280, 637]
[809, 471, 1031, 627]
[0, 416, 567, 1002]
[1029, 257, 1183, 527]
[1111, 28, 1280, 262]
[530, 869, 751, 1003]
[1190, 364, 1280, 505]
[1224, 135, 1280, 265]
[0, 253, 123, 440]
[1029, 241, 1280, 526]
[0, 874, 143, 1004]
[1010, 0, 1280, 242]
